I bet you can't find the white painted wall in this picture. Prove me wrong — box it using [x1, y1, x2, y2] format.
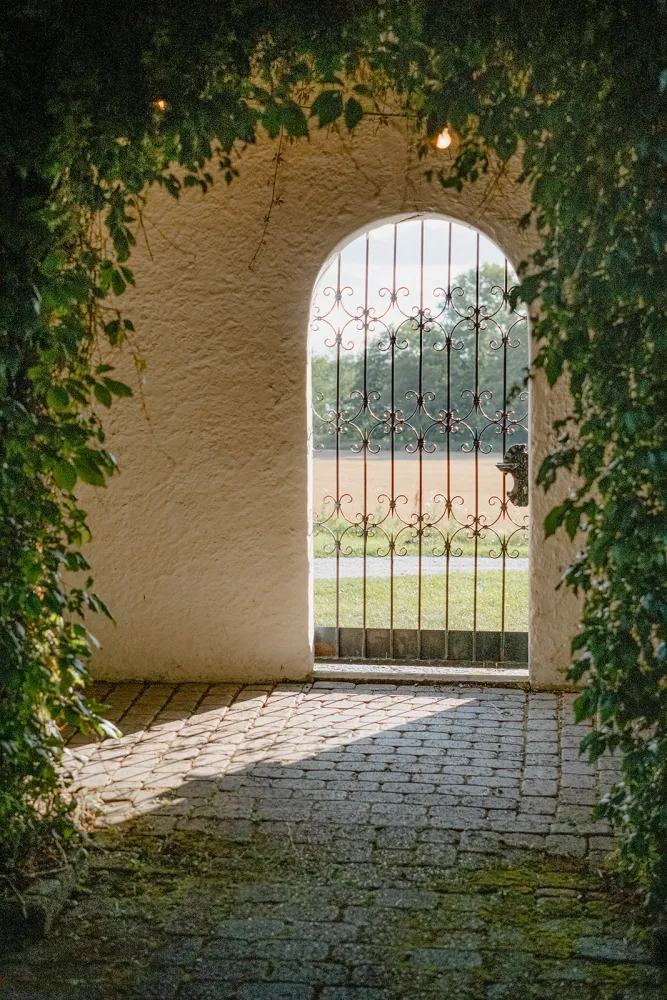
[84, 118, 579, 686]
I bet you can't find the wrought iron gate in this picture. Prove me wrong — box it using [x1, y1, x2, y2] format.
[311, 218, 529, 665]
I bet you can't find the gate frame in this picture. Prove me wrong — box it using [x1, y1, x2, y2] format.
[309, 214, 530, 668]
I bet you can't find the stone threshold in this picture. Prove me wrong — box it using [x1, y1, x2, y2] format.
[313, 659, 530, 686]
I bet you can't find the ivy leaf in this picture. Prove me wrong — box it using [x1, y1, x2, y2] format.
[74, 453, 106, 487]
[46, 386, 69, 410]
[440, 174, 464, 192]
[311, 90, 343, 127]
[344, 97, 364, 131]
[99, 261, 114, 294]
[281, 102, 308, 138]
[93, 383, 113, 408]
[565, 507, 580, 540]
[544, 503, 567, 538]
[110, 269, 126, 296]
[41, 249, 68, 277]
[580, 729, 608, 763]
[574, 686, 597, 723]
[104, 318, 122, 345]
[53, 460, 77, 492]
[24, 593, 43, 618]
[515, 273, 542, 305]
[103, 378, 133, 398]
[262, 101, 282, 139]
[64, 378, 89, 404]
[112, 227, 130, 262]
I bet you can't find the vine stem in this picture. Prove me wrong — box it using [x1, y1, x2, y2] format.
[248, 128, 285, 270]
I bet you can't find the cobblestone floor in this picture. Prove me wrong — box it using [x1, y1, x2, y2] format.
[1, 681, 664, 999]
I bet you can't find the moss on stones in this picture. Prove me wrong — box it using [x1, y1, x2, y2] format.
[6, 822, 662, 999]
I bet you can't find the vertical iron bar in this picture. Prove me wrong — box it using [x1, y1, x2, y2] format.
[472, 232, 480, 661]
[390, 224, 397, 659]
[417, 220, 424, 658]
[445, 222, 452, 660]
[335, 253, 342, 657]
[362, 232, 369, 657]
[500, 258, 509, 661]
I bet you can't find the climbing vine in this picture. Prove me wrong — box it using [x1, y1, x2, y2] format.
[2, 1, 667, 912]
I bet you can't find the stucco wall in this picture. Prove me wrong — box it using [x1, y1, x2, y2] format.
[84, 118, 578, 686]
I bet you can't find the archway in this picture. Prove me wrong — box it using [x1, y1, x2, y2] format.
[81, 119, 576, 689]
[310, 215, 529, 667]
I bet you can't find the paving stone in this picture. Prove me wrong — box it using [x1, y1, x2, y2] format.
[149, 935, 204, 966]
[588, 836, 616, 852]
[375, 826, 418, 848]
[369, 804, 427, 827]
[268, 962, 349, 985]
[0, 987, 110, 1000]
[576, 936, 652, 963]
[535, 958, 592, 981]
[311, 803, 370, 824]
[330, 943, 381, 964]
[545, 834, 587, 857]
[521, 779, 558, 797]
[237, 901, 339, 923]
[288, 921, 358, 943]
[429, 806, 486, 829]
[522, 766, 558, 780]
[193, 959, 271, 981]
[374, 888, 438, 909]
[320, 991, 391, 1000]
[178, 986, 249, 1000]
[411, 948, 482, 968]
[347, 964, 391, 987]
[128, 967, 183, 999]
[237, 987, 314, 1000]
[204, 939, 330, 962]
[414, 843, 457, 866]
[519, 796, 557, 815]
[214, 919, 285, 939]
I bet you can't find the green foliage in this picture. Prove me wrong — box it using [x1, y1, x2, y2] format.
[413, 7, 667, 913]
[1, 0, 667, 917]
[311, 90, 344, 127]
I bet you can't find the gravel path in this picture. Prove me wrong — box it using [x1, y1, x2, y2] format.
[314, 555, 528, 579]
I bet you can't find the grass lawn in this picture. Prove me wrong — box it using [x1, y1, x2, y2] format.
[314, 570, 528, 631]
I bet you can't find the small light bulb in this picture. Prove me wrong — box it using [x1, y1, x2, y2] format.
[154, 98, 167, 111]
[436, 127, 452, 150]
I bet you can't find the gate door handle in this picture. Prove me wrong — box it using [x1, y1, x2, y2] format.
[496, 443, 529, 507]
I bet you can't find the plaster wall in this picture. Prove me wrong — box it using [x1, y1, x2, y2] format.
[84, 119, 579, 686]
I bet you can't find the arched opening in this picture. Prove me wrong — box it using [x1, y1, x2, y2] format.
[310, 215, 529, 666]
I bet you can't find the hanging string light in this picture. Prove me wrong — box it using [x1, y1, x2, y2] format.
[436, 127, 452, 149]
